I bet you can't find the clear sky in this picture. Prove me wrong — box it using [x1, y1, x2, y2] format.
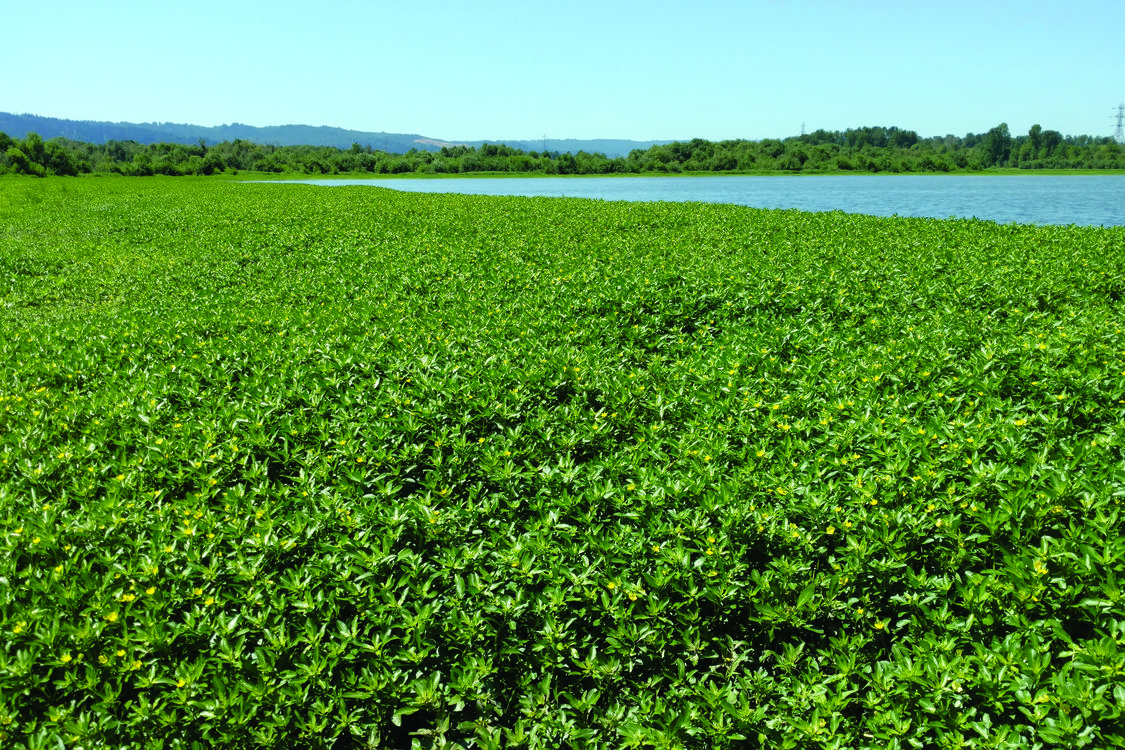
[4, 0, 1122, 142]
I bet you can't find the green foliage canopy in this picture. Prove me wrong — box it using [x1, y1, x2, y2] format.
[1, 122, 1122, 177]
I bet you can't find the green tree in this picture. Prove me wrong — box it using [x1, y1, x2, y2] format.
[777, 145, 808, 171]
[44, 139, 80, 175]
[555, 152, 578, 174]
[6, 147, 46, 176]
[980, 123, 1012, 167]
[20, 132, 48, 166]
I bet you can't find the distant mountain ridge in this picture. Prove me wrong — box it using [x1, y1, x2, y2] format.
[0, 112, 671, 158]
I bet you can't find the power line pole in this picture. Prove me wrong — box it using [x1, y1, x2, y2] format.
[1113, 104, 1125, 145]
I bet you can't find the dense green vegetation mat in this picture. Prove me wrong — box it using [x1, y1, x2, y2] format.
[2, 177, 1125, 748]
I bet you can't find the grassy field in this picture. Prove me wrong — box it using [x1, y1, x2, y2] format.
[2, 177, 1125, 748]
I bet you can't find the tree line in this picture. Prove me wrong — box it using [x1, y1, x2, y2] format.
[2, 123, 1122, 177]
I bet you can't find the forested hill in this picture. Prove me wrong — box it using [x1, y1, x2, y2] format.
[0, 113, 669, 158]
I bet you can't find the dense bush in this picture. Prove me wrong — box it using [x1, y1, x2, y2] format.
[1, 122, 1123, 177]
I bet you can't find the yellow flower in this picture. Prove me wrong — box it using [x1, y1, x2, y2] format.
[192, 587, 203, 597]
[115, 649, 125, 657]
[106, 611, 118, 623]
[874, 621, 886, 630]
[60, 653, 72, 664]
[606, 582, 616, 590]
[204, 597, 214, 606]
[12, 621, 26, 635]
[145, 587, 156, 596]
[826, 526, 836, 535]
[176, 678, 186, 688]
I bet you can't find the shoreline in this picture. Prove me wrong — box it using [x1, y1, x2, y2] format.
[229, 167, 1125, 181]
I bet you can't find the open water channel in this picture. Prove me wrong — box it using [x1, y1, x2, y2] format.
[275, 174, 1125, 227]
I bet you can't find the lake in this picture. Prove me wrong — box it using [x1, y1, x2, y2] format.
[273, 174, 1125, 227]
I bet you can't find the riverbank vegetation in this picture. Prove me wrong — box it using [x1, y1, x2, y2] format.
[3, 178, 1125, 747]
[3, 122, 1123, 177]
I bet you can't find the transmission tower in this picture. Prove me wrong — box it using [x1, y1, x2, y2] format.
[1114, 103, 1125, 145]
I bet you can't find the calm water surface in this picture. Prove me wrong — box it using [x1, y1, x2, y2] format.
[276, 175, 1125, 227]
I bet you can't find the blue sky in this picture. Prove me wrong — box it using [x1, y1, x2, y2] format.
[5, 0, 1122, 142]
